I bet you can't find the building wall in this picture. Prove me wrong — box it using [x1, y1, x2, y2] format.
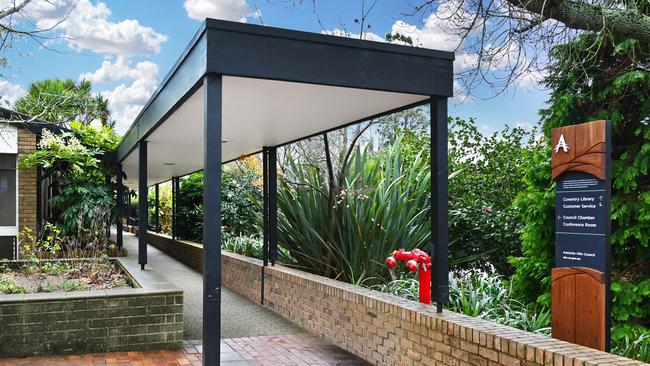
[221, 251, 646, 366]
[17, 128, 37, 235]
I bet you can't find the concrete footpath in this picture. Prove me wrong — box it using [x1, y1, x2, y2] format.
[115, 231, 302, 340]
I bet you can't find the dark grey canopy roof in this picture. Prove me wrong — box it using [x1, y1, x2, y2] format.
[116, 19, 454, 188]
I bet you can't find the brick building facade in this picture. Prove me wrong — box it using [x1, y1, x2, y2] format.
[17, 127, 38, 234]
[0, 118, 41, 259]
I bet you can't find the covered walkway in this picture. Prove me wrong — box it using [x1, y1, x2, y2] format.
[115, 231, 302, 340]
[0, 231, 366, 365]
[112, 19, 453, 364]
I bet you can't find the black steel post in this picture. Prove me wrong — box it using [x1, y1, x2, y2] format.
[175, 177, 181, 239]
[155, 184, 160, 232]
[117, 164, 124, 249]
[138, 141, 148, 270]
[202, 74, 222, 366]
[106, 174, 111, 239]
[261, 147, 269, 305]
[36, 167, 42, 230]
[171, 177, 177, 240]
[430, 97, 449, 313]
[268, 146, 278, 266]
[262, 147, 269, 268]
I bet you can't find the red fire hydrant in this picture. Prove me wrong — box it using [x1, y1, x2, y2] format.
[385, 248, 431, 304]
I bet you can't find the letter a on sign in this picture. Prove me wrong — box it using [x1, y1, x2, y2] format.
[555, 134, 569, 153]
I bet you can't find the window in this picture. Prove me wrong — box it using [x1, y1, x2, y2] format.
[0, 236, 15, 259]
[0, 154, 16, 227]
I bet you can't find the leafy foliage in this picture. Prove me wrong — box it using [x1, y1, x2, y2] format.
[612, 324, 650, 362]
[277, 118, 535, 284]
[20, 121, 120, 249]
[278, 139, 431, 284]
[510, 32, 650, 356]
[14, 79, 112, 126]
[176, 158, 263, 242]
[0, 275, 26, 294]
[222, 235, 264, 259]
[148, 184, 173, 234]
[6, 225, 128, 293]
[447, 118, 535, 274]
[371, 267, 551, 335]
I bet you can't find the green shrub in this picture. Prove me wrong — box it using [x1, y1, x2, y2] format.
[371, 267, 551, 335]
[509, 33, 650, 354]
[176, 159, 263, 242]
[59, 279, 88, 292]
[222, 235, 263, 259]
[612, 324, 650, 362]
[278, 140, 431, 285]
[0, 276, 26, 294]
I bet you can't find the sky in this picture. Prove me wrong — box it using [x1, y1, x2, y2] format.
[0, 0, 549, 136]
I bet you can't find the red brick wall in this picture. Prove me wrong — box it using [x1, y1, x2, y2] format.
[17, 128, 37, 234]
[221, 251, 646, 366]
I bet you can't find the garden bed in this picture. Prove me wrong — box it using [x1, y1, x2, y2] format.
[0, 257, 183, 358]
[0, 258, 130, 294]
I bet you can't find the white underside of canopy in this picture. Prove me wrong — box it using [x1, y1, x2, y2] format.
[122, 76, 427, 188]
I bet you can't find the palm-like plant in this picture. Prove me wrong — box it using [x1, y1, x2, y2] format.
[278, 140, 432, 284]
[14, 79, 111, 126]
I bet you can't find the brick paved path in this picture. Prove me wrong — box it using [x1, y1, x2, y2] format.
[0, 232, 367, 365]
[116, 231, 302, 339]
[0, 335, 368, 365]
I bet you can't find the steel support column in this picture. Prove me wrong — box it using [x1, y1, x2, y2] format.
[202, 74, 222, 366]
[138, 140, 148, 270]
[262, 148, 269, 268]
[117, 164, 124, 249]
[154, 184, 160, 232]
[36, 167, 42, 230]
[268, 146, 278, 266]
[171, 177, 177, 240]
[261, 147, 269, 305]
[430, 97, 449, 313]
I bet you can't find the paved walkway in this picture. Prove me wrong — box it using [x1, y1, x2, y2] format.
[116, 231, 302, 339]
[1, 232, 367, 365]
[0, 336, 368, 365]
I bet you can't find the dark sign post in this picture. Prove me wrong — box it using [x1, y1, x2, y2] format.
[555, 172, 609, 272]
[551, 120, 611, 352]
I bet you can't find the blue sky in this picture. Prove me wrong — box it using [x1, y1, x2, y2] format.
[0, 0, 549, 135]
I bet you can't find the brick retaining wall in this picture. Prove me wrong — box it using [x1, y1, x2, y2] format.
[126, 227, 204, 273]
[222, 251, 647, 366]
[0, 257, 183, 358]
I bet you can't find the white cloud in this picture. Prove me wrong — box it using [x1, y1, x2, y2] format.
[327, 28, 384, 42]
[515, 121, 535, 131]
[326, 4, 478, 73]
[454, 53, 478, 71]
[81, 56, 159, 134]
[515, 68, 544, 88]
[184, 0, 256, 22]
[20, 0, 167, 56]
[0, 80, 26, 107]
[79, 55, 158, 84]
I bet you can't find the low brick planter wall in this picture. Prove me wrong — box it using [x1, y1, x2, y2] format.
[222, 251, 647, 366]
[0, 257, 183, 358]
[126, 226, 204, 273]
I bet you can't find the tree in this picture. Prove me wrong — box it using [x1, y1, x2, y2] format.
[509, 32, 650, 360]
[13, 79, 112, 127]
[284, 0, 650, 96]
[20, 121, 121, 249]
[0, 0, 71, 75]
[175, 158, 263, 243]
